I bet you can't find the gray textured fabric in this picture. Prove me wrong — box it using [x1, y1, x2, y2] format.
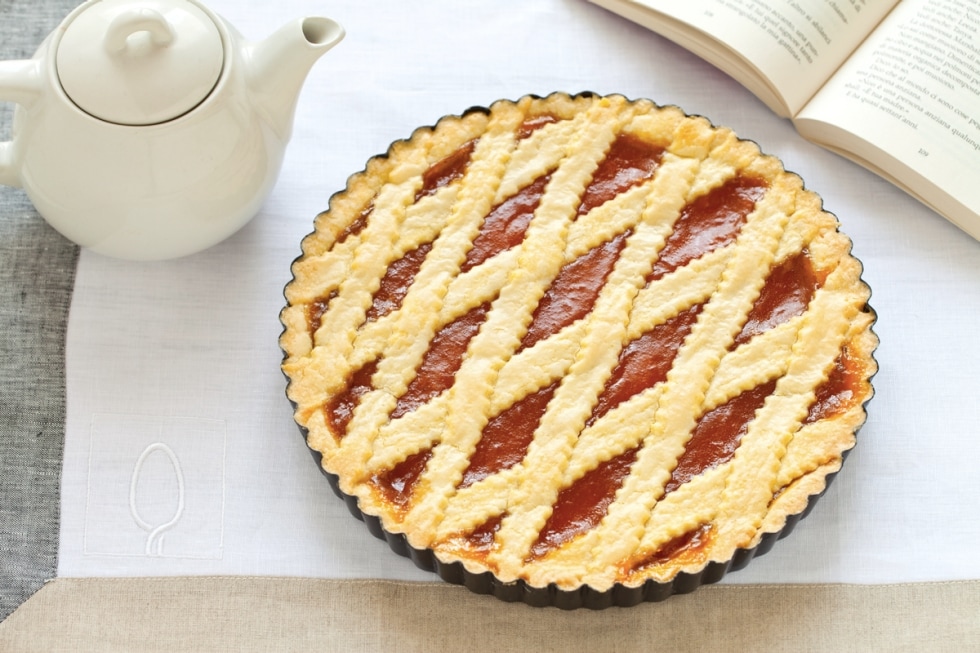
[0, 0, 82, 623]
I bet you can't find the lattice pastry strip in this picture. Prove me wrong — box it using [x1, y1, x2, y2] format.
[564, 179, 794, 581]
[477, 206, 687, 560]
[342, 99, 636, 478]
[420, 153, 700, 507]
[595, 232, 868, 585]
[425, 147, 714, 541]
[364, 149, 689, 480]
[772, 315, 877, 495]
[337, 111, 529, 477]
[398, 97, 638, 539]
[624, 275, 856, 573]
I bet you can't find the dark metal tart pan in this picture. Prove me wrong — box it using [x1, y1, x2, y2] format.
[280, 92, 878, 609]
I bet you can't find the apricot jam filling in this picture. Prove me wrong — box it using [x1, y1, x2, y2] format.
[306, 291, 335, 337]
[337, 204, 372, 245]
[459, 382, 559, 489]
[520, 231, 628, 351]
[587, 303, 703, 428]
[324, 358, 378, 438]
[665, 378, 778, 495]
[648, 175, 768, 281]
[577, 134, 663, 217]
[529, 446, 639, 560]
[416, 139, 476, 202]
[365, 242, 432, 322]
[516, 114, 558, 139]
[620, 524, 714, 580]
[438, 514, 505, 564]
[324, 303, 493, 441]
[528, 375, 780, 560]
[373, 448, 432, 515]
[462, 514, 504, 555]
[390, 302, 491, 421]
[367, 303, 492, 507]
[806, 345, 866, 424]
[461, 174, 550, 273]
[732, 250, 818, 348]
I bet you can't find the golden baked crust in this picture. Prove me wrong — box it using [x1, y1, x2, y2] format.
[280, 93, 877, 593]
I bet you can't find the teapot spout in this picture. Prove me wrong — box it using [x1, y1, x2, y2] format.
[245, 17, 344, 141]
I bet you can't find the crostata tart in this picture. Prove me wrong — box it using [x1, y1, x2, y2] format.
[280, 93, 877, 605]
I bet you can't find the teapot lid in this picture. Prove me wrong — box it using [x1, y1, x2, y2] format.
[56, 0, 223, 126]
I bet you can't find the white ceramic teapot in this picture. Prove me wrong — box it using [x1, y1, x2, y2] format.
[0, 0, 343, 260]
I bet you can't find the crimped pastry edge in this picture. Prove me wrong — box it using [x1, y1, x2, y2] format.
[279, 91, 879, 607]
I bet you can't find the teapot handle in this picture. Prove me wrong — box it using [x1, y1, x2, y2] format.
[0, 58, 42, 188]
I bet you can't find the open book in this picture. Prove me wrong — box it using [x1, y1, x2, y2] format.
[589, 0, 980, 240]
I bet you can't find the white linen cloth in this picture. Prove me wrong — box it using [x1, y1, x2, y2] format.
[58, 0, 980, 584]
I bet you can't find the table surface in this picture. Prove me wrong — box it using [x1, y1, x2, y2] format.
[3, 0, 980, 650]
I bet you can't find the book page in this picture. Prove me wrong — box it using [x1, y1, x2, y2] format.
[796, 0, 980, 237]
[593, 0, 896, 116]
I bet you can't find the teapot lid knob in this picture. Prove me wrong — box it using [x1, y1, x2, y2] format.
[56, 0, 223, 126]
